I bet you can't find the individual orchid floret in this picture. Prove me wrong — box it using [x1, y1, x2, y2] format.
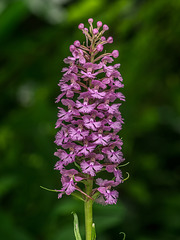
[106, 165, 123, 184]
[96, 178, 119, 205]
[72, 49, 86, 64]
[54, 127, 69, 146]
[54, 148, 75, 166]
[81, 159, 103, 176]
[76, 140, 96, 156]
[91, 130, 111, 146]
[102, 147, 124, 164]
[83, 115, 101, 131]
[68, 126, 89, 141]
[76, 99, 96, 113]
[58, 169, 83, 198]
[91, 80, 106, 89]
[61, 65, 78, 76]
[88, 87, 106, 99]
[57, 104, 80, 123]
[97, 101, 121, 114]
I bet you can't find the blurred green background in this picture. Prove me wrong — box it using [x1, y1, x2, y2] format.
[0, 0, 180, 239]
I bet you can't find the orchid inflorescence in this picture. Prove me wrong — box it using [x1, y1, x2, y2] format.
[54, 18, 126, 205]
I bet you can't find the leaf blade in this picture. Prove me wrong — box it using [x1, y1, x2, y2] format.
[72, 212, 82, 240]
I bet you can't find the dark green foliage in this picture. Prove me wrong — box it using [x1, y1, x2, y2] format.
[0, 0, 179, 239]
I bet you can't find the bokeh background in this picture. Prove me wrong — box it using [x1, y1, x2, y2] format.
[0, 0, 180, 239]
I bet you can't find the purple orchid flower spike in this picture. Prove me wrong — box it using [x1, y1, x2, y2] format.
[51, 18, 128, 240]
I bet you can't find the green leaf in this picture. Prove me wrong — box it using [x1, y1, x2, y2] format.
[72, 212, 82, 240]
[92, 223, 96, 240]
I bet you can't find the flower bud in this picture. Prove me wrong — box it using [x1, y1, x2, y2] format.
[112, 50, 119, 58]
[74, 40, 81, 47]
[93, 28, 99, 35]
[97, 21, 102, 28]
[70, 45, 76, 52]
[107, 37, 113, 43]
[101, 36, 106, 41]
[103, 24, 109, 31]
[78, 23, 84, 30]
[88, 18, 93, 24]
[96, 44, 103, 52]
[84, 28, 89, 32]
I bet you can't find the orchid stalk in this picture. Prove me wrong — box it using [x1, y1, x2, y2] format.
[54, 18, 127, 240]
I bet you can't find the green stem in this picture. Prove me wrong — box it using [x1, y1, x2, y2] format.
[84, 179, 93, 240]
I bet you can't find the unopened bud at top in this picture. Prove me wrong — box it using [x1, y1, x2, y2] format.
[97, 21, 102, 28]
[93, 28, 99, 35]
[74, 40, 81, 47]
[96, 44, 103, 52]
[78, 23, 84, 30]
[112, 50, 119, 58]
[70, 45, 76, 52]
[88, 18, 93, 24]
[101, 36, 106, 42]
[107, 36, 113, 43]
[103, 24, 109, 31]
[84, 28, 89, 32]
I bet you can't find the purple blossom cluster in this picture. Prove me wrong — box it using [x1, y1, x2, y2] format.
[54, 18, 125, 205]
